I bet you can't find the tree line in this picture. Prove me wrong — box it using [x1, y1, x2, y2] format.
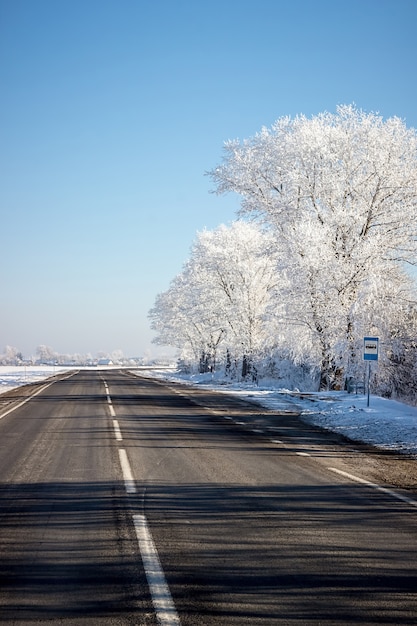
[150, 106, 417, 400]
[0, 345, 138, 366]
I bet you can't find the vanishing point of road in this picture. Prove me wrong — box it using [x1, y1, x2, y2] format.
[0, 369, 416, 625]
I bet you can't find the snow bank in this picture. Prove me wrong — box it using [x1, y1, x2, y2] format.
[137, 369, 417, 457]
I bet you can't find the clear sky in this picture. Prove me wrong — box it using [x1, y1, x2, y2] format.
[1, 0, 416, 358]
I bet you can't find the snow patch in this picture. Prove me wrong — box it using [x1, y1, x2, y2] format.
[137, 368, 417, 457]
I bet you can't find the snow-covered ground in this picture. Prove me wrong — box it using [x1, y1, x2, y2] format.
[136, 369, 417, 457]
[1, 366, 416, 457]
[0, 365, 71, 392]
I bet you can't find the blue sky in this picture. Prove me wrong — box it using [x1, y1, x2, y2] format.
[1, 0, 416, 358]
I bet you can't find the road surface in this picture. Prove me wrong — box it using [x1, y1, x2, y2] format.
[0, 369, 416, 625]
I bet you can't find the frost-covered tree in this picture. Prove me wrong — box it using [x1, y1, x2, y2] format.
[354, 274, 417, 400]
[382, 303, 417, 401]
[111, 349, 125, 363]
[0, 345, 23, 365]
[149, 222, 278, 377]
[210, 105, 417, 388]
[149, 268, 224, 369]
[190, 222, 278, 376]
[36, 344, 57, 364]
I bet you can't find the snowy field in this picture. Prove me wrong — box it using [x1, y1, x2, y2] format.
[0, 365, 71, 392]
[1, 366, 417, 457]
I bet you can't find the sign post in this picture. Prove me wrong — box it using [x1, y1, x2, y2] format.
[363, 337, 379, 407]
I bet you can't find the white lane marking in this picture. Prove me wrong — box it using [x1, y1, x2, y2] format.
[252, 429, 263, 434]
[0, 370, 78, 420]
[118, 449, 137, 494]
[103, 379, 119, 430]
[271, 439, 284, 444]
[0, 381, 55, 420]
[133, 514, 181, 626]
[296, 451, 311, 457]
[113, 419, 122, 441]
[328, 467, 417, 508]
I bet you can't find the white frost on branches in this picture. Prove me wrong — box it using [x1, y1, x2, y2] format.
[149, 222, 278, 376]
[150, 106, 417, 396]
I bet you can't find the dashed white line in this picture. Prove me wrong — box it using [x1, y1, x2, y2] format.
[296, 451, 311, 457]
[271, 439, 284, 445]
[118, 449, 181, 624]
[133, 514, 181, 625]
[103, 380, 117, 418]
[113, 419, 122, 441]
[328, 467, 417, 508]
[118, 448, 137, 494]
[110, 377, 179, 623]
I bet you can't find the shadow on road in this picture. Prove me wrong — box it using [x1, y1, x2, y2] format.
[1, 477, 417, 624]
[0, 480, 153, 623]
[142, 481, 417, 625]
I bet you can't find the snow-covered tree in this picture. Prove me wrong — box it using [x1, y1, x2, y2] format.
[382, 303, 417, 401]
[210, 105, 417, 388]
[0, 346, 23, 365]
[149, 222, 278, 377]
[191, 222, 278, 375]
[111, 349, 125, 364]
[36, 344, 57, 364]
[149, 270, 214, 365]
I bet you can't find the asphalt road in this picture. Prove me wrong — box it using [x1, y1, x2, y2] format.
[0, 369, 416, 625]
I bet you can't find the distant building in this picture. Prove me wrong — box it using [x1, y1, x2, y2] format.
[97, 358, 113, 366]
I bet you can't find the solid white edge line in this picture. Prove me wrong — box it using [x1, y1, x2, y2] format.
[118, 449, 136, 493]
[328, 467, 417, 508]
[133, 514, 181, 626]
[0, 381, 54, 419]
[0, 370, 78, 420]
[113, 419, 122, 441]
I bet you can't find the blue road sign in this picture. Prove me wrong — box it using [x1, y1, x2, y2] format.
[364, 336, 379, 361]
